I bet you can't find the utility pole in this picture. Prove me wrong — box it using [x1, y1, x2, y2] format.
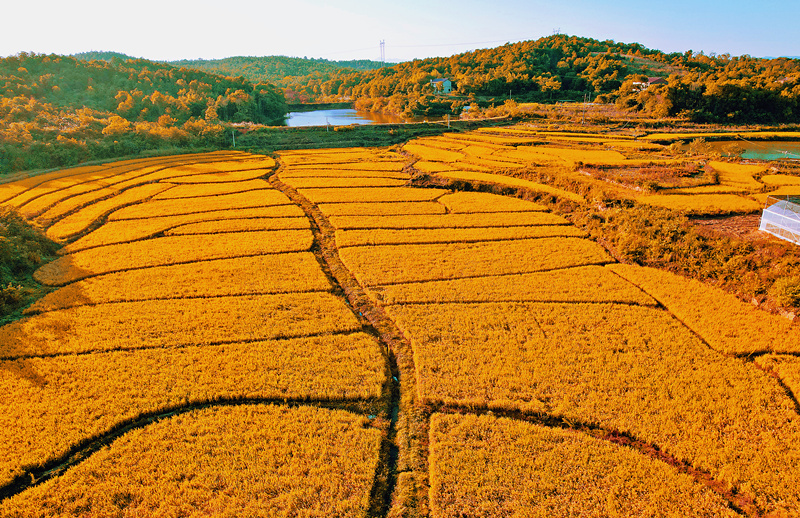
[232, 130, 235, 147]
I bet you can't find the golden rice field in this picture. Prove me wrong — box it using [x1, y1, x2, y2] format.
[401, 124, 800, 216]
[1, 139, 799, 517]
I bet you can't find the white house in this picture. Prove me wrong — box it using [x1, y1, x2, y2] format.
[430, 78, 452, 94]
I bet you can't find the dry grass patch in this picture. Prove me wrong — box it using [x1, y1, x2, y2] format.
[429, 413, 738, 518]
[607, 264, 800, 354]
[0, 405, 382, 517]
[366, 265, 654, 305]
[27, 253, 329, 313]
[35, 230, 313, 285]
[338, 237, 612, 285]
[0, 292, 361, 359]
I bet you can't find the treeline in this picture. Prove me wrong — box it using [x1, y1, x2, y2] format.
[607, 55, 800, 122]
[0, 53, 287, 173]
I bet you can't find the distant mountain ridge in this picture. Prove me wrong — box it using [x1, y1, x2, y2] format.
[71, 52, 392, 87]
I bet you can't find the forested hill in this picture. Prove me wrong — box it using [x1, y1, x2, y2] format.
[265, 34, 800, 123]
[0, 53, 287, 172]
[170, 56, 390, 89]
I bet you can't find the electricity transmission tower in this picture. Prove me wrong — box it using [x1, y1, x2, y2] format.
[380, 40, 385, 67]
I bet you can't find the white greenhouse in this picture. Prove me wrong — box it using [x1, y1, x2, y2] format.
[760, 195, 800, 245]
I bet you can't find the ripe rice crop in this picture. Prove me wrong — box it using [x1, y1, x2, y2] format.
[607, 264, 800, 354]
[636, 193, 762, 214]
[0, 165, 105, 205]
[0, 292, 361, 359]
[61, 205, 306, 253]
[437, 191, 548, 213]
[16, 182, 106, 219]
[429, 413, 738, 518]
[459, 157, 527, 170]
[280, 149, 403, 164]
[0, 152, 240, 207]
[18, 165, 168, 221]
[164, 156, 276, 174]
[1, 405, 382, 517]
[34, 230, 314, 286]
[604, 140, 665, 151]
[290, 161, 406, 172]
[164, 168, 272, 184]
[0, 331, 385, 488]
[435, 171, 585, 203]
[328, 211, 570, 229]
[282, 177, 408, 188]
[642, 131, 800, 142]
[44, 183, 174, 242]
[755, 355, 800, 402]
[502, 146, 629, 167]
[443, 133, 535, 145]
[151, 179, 270, 199]
[278, 168, 410, 179]
[760, 174, 800, 186]
[27, 252, 330, 313]
[338, 237, 612, 285]
[335, 225, 586, 247]
[412, 161, 459, 173]
[364, 265, 655, 305]
[317, 201, 447, 217]
[709, 160, 765, 190]
[17, 155, 262, 220]
[296, 187, 449, 204]
[387, 301, 800, 514]
[165, 217, 310, 235]
[403, 143, 464, 163]
[108, 189, 293, 220]
[1, 160, 169, 210]
[754, 186, 800, 205]
[663, 185, 749, 195]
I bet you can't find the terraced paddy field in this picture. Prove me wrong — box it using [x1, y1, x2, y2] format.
[1, 138, 799, 517]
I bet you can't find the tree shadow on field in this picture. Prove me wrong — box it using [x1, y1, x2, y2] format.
[0, 254, 93, 385]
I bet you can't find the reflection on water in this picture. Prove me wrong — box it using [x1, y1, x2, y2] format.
[687, 140, 800, 160]
[284, 108, 408, 127]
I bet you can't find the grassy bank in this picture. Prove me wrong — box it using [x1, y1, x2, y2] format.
[0, 211, 60, 324]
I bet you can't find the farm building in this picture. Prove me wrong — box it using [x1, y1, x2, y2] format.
[430, 78, 452, 94]
[760, 195, 800, 244]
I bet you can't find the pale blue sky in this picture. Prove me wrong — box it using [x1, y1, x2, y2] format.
[2, 0, 797, 62]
